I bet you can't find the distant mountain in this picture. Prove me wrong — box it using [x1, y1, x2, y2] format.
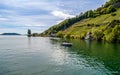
[1, 33, 21, 35]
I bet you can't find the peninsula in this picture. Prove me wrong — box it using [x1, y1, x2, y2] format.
[1, 33, 21, 35]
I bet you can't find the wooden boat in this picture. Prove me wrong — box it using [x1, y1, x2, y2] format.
[61, 42, 73, 47]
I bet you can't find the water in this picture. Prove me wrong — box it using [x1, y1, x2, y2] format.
[0, 36, 120, 75]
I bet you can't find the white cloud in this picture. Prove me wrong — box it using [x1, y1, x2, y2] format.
[0, 0, 59, 11]
[0, 0, 107, 33]
[0, 17, 8, 21]
[1, 15, 56, 27]
[51, 10, 75, 19]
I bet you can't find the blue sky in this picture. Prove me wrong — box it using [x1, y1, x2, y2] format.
[0, 0, 107, 34]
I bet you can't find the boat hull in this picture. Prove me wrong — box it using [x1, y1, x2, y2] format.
[61, 43, 73, 47]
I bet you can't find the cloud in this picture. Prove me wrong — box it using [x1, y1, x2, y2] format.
[0, 0, 107, 33]
[51, 10, 75, 19]
[0, 15, 57, 27]
[0, 17, 8, 21]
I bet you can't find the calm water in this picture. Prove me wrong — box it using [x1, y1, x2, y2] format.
[0, 36, 120, 75]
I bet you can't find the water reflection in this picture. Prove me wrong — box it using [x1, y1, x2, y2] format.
[50, 39, 112, 75]
[69, 39, 120, 75]
[50, 40, 120, 75]
[0, 36, 120, 75]
[28, 37, 31, 48]
[84, 40, 92, 48]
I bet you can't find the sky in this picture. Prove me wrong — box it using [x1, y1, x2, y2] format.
[0, 0, 107, 34]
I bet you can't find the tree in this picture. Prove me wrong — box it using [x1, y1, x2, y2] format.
[109, 0, 118, 4]
[27, 29, 31, 37]
[88, 10, 94, 17]
[104, 0, 118, 7]
[106, 5, 116, 13]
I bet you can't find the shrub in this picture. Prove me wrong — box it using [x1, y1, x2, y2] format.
[105, 33, 116, 42]
[56, 31, 64, 38]
[107, 20, 120, 28]
[103, 28, 112, 42]
[104, 25, 120, 42]
[111, 13, 116, 16]
[92, 28, 104, 41]
[112, 25, 120, 41]
[64, 34, 71, 38]
[79, 31, 87, 39]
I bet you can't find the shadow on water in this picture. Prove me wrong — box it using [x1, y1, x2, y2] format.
[28, 37, 31, 48]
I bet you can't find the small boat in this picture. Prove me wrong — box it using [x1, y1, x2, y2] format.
[61, 42, 73, 47]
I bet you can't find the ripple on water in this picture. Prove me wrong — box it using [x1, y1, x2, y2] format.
[0, 36, 120, 75]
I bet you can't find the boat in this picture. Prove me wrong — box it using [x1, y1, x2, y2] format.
[61, 42, 73, 47]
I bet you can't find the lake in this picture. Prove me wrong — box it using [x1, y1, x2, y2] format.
[0, 36, 120, 75]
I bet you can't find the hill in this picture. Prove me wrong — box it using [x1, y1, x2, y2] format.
[40, 0, 120, 42]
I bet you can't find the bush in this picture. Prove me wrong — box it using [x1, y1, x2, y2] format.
[103, 28, 112, 42]
[111, 13, 116, 16]
[71, 35, 81, 39]
[107, 20, 120, 28]
[79, 31, 87, 39]
[56, 31, 64, 38]
[92, 28, 104, 41]
[64, 34, 71, 38]
[104, 25, 120, 42]
[32, 33, 39, 37]
[105, 33, 115, 42]
[112, 25, 120, 41]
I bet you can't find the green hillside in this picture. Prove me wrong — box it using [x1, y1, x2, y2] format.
[40, 0, 120, 42]
[62, 8, 120, 37]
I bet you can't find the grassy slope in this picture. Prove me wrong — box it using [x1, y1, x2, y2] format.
[61, 8, 120, 36]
